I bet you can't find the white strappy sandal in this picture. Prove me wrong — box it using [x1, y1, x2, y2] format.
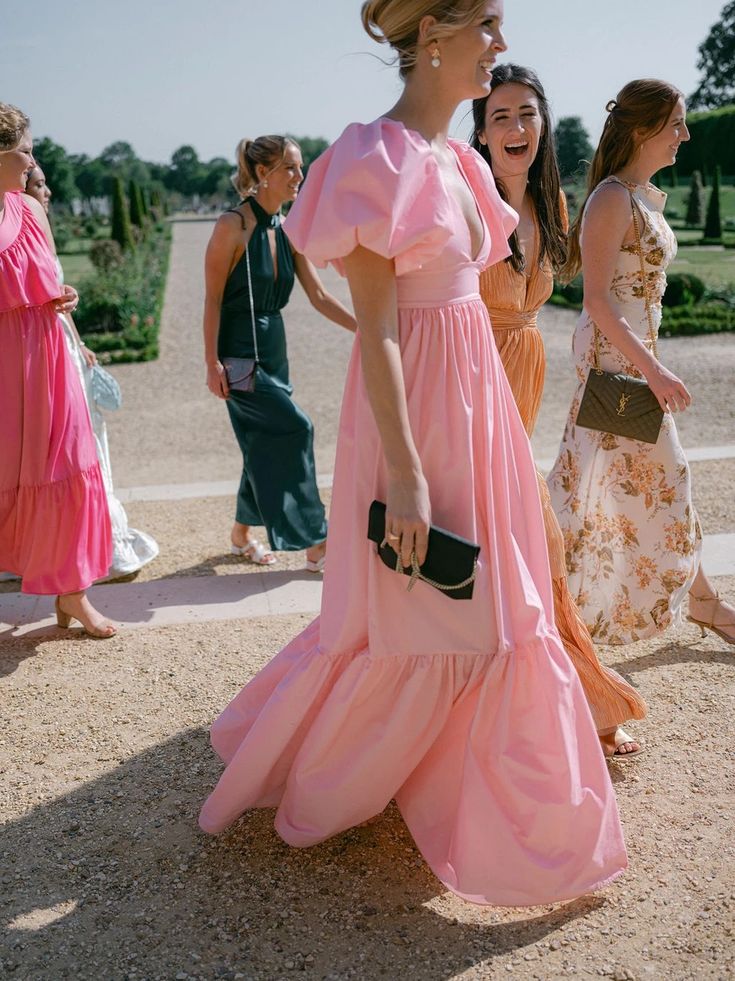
[231, 539, 277, 566]
[305, 554, 326, 573]
[600, 727, 645, 761]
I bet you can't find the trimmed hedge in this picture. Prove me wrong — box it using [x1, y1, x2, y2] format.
[661, 302, 735, 336]
[75, 222, 172, 364]
[674, 105, 735, 179]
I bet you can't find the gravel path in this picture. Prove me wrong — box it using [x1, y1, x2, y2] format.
[2, 217, 734, 981]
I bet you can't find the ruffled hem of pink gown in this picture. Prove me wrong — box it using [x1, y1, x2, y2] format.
[199, 619, 628, 907]
[0, 461, 113, 594]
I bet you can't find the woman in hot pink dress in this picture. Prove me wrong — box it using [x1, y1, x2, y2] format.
[199, 0, 627, 906]
[0, 103, 114, 636]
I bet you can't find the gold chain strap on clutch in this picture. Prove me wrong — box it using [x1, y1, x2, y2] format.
[397, 550, 479, 593]
[592, 184, 659, 373]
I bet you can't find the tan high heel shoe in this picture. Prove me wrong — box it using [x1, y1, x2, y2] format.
[687, 591, 735, 647]
[55, 596, 117, 639]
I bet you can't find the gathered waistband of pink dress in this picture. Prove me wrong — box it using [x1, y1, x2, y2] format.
[397, 291, 482, 310]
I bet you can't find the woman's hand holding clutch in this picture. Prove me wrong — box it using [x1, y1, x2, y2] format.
[384, 469, 431, 568]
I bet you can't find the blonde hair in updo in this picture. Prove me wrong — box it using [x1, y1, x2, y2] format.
[232, 135, 299, 197]
[0, 102, 31, 152]
[361, 0, 492, 77]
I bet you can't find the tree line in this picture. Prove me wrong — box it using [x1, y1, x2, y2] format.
[32, 136, 330, 208]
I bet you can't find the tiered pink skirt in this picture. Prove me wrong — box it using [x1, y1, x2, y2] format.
[0, 303, 111, 594]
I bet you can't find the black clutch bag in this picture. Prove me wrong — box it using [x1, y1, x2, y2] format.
[576, 369, 663, 444]
[367, 500, 480, 600]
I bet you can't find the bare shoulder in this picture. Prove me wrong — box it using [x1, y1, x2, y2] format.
[585, 180, 631, 222]
[218, 205, 255, 233]
[207, 208, 249, 253]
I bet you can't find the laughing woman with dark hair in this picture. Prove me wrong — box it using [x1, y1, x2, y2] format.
[471, 64, 647, 759]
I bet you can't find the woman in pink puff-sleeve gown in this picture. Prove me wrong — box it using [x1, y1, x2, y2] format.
[199, 1, 627, 906]
[0, 103, 114, 637]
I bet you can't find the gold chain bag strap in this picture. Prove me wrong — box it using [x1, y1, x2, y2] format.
[221, 207, 260, 393]
[575, 185, 664, 444]
[366, 501, 480, 601]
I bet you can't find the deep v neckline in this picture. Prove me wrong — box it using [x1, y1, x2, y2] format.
[447, 144, 487, 264]
[379, 118, 487, 264]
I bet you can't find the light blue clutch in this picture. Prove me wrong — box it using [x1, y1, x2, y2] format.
[90, 365, 122, 411]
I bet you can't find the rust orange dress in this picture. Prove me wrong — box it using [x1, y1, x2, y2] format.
[480, 213, 647, 733]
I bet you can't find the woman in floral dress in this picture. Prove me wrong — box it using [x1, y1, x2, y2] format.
[547, 79, 735, 646]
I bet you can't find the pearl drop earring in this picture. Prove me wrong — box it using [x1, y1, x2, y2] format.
[430, 45, 441, 68]
[262, 180, 269, 188]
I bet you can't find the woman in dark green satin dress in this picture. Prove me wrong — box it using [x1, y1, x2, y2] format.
[203, 135, 356, 568]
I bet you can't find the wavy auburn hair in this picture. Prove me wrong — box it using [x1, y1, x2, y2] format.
[471, 63, 567, 274]
[560, 78, 682, 282]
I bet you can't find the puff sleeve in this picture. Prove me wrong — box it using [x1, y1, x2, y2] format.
[283, 118, 454, 277]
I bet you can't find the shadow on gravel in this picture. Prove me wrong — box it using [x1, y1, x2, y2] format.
[157, 554, 319, 581]
[1, 729, 601, 980]
[609, 638, 735, 675]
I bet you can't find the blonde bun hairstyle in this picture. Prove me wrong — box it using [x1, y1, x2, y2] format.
[361, 0, 491, 77]
[0, 102, 31, 152]
[232, 134, 300, 198]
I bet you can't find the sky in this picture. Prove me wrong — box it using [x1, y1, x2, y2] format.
[1, 0, 726, 164]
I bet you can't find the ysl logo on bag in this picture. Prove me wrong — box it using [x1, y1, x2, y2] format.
[616, 392, 631, 416]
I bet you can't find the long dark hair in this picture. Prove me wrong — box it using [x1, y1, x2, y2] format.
[561, 78, 682, 282]
[471, 64, 566, 275]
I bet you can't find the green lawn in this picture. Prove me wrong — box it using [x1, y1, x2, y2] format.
[670, 246, 735, 288]
[58, 252, 94, 283]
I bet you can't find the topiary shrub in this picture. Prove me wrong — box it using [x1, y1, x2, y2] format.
[662, 272, 706, 307]
[110, 175, 135, 251]
[685, 170, 705, 227]
[702, 164, 723, 243]
[129, 178, 146, 230]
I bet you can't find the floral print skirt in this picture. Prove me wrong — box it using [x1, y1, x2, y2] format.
[547, 311, 702, 645]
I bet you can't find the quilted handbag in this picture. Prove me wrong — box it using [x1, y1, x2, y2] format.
[576, 369, 663, 443]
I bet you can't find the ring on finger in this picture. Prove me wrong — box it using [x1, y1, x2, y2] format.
[386, 533, 400, 541]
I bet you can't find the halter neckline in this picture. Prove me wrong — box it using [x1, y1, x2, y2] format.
[248, 196, 280, 229]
